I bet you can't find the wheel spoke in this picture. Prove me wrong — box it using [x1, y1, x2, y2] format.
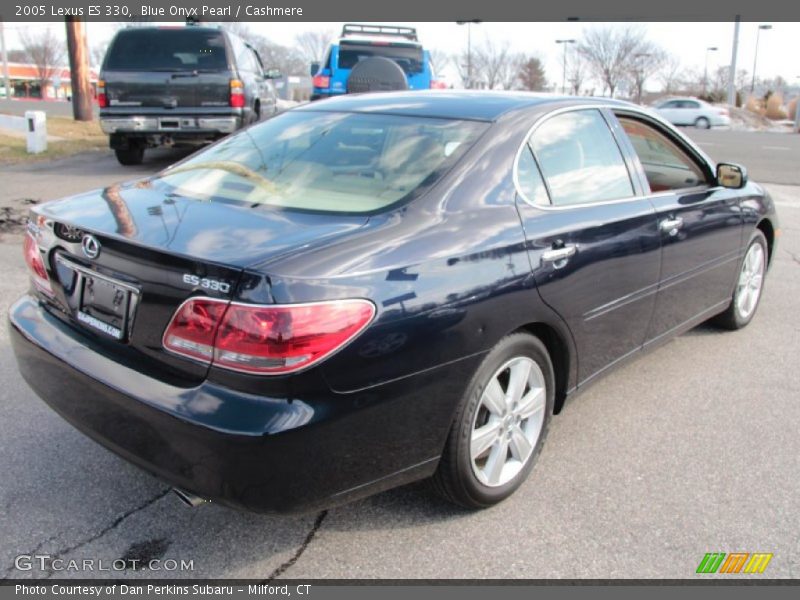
[515, 387, 545, 420]
[506, 360, 532, 405]
[484, 437, 509, 485]
[509, 425, 533, 461]
[471, 421, 501, 458]
[482, 377, 507, 416]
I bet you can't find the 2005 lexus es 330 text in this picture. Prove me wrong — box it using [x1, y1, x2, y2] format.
[9, 92, 778, 513]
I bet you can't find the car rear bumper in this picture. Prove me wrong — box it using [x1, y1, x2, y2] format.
[9, 294, 474, 513]
[100, 116, 240, 135]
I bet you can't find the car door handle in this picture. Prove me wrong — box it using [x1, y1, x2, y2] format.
[660, 217, 684, 236]
[541, 244, 577, 267]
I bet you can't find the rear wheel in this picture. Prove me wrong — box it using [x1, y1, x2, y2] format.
[432, 333, 554, 509]
[712, 230, 767, 330]
[695, 117, 711, 129]
[114, 144, 145, 166]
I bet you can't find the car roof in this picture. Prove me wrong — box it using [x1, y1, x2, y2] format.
[296, 90, 635, 122]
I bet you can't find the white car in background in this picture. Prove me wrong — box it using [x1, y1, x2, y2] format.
[654, 97, 731, 129]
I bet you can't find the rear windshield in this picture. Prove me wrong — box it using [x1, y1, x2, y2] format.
[338, 41, 424, 74]
[104, 29, 228, 71]
[155, 111, 487, 214]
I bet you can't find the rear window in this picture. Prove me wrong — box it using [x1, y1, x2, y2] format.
[338, 41, 424, 74]
[104, 29, 228, 71]
[155, 111, 487, 214]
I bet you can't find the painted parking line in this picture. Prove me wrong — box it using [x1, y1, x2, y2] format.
[762, 146, 791, 151]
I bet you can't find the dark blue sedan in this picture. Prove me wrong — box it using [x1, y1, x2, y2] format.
[9, 91, 778, 512]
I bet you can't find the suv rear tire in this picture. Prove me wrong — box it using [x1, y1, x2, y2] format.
[114, 144, 145, 166]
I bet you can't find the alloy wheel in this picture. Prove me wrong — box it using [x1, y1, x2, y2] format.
[736, 242, 765, 320]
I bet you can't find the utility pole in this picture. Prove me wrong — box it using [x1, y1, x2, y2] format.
[556, 39, 576, 95]
[0, 19, 10, 100]
[726, 16, 740, 107]
[65, 17, 92, 121]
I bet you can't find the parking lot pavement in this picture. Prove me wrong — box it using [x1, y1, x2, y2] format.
[1, 148, 799, 579]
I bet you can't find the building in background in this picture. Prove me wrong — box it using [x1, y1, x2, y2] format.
[1, 62, 99, 100]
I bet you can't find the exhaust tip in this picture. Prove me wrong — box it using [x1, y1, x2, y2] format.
[173, 488, 209, 508]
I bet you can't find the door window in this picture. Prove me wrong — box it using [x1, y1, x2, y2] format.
[618, 118, 708, 192]
[530, 109, 634, 206]
[516, 146, 550, 205]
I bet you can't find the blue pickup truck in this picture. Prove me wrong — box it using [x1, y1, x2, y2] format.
[311, 24, 443, 100]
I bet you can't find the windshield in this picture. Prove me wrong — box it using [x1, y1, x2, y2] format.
[104, 29, 228, 71]
[338, 41, 424, 74]
[155, 111, 487, 214]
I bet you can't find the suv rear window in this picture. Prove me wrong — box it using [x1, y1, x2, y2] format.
[338, 41, 424, 74]
[104, 29, 228, 71]
[156, 111, 487, 214]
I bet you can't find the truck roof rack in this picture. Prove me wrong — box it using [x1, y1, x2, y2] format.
[341, 24, 418, 41]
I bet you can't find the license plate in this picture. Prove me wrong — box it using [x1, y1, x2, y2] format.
[78, 275, 132, 340]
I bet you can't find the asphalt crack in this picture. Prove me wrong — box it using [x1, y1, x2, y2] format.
[1, 532, 61, 580]
[261, 510, 328, 582]
[4, 488, 172, 580]
[785, 249, 800, 266]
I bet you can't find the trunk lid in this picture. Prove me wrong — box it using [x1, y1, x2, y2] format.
[31, 181, 369, 383]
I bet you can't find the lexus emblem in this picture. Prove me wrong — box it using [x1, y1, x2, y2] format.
[81, 234, 101, 259]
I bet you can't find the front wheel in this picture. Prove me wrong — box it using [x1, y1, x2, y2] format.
[712, 230, 768, 330]
[432, 333, 554, 509]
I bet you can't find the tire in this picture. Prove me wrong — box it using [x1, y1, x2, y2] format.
[114, 144, 144, 166]
[346, 56, 409, 94]
[712, 230, 768, 330]
[432, 332, 555, 509]
[695, 117, 711, 129]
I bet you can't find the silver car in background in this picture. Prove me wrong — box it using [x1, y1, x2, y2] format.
[654, 97, 731, 129]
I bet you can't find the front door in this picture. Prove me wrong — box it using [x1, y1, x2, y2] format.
[613, 114, 743, 342]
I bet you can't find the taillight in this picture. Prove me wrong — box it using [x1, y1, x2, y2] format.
[229, 79, 245, 108]
[163, 298, 228, 362]
[97, 79, 107, 108]
[312, 75, 330, 89]
[431, 80, 447, 90]
[718, 108, 729, 116]
[23, 232, 52, 295]
[163, 298, 375, 375]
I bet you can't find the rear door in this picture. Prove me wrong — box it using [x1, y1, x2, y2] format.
[613, 112, 743, 342]
[515, 108, 661, 384]
[102, 28, 231, 110]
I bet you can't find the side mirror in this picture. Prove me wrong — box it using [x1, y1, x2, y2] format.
[264, 68, 282, 80]
[309, 62, 320, 77]
[716, 163, 747, 189]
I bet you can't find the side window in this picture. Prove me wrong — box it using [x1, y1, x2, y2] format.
[660, 100, 678, 109]
[516, 145, 550, 205]
[530, 109, 633, 206]
[685, 101, 700, 109]
[619, 118, 708, 192]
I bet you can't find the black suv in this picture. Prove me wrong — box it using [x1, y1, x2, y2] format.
[98, 25, 279, 165]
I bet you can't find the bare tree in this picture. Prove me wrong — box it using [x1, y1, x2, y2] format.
[517, 57, 547, 91]
[627, 46, 666, 104]
[658, 54, 683, 95]
[295, 29, 334, 64]
[578, 26, 647, 98]
[472, 38, 520, 90]
[90, 44, 108, 69]
[567, 54, 587, 95]
[428, 48, 451, 79]
[19, 28, 65, 98]
[220, 23, 306, 76]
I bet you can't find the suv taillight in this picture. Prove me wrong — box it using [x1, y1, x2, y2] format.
[163, 298, 375, 374]
[23, 232, 52, 295]
[97, 79, 108, 108]
[312, 75, 330, 89]
[229, 79, 245, 108]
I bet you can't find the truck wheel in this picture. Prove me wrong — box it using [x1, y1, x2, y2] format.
[115, 145, 145, 166]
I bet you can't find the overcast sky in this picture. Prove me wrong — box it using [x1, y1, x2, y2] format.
[4, 21, 798, 91]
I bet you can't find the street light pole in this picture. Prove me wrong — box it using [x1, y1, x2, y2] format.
[555, 39, 576, 95]
[457, 20, 481, 89]
[703, 47, 718, 98]
[750, 24, 772, 93]
[0, 20, 10, 100]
